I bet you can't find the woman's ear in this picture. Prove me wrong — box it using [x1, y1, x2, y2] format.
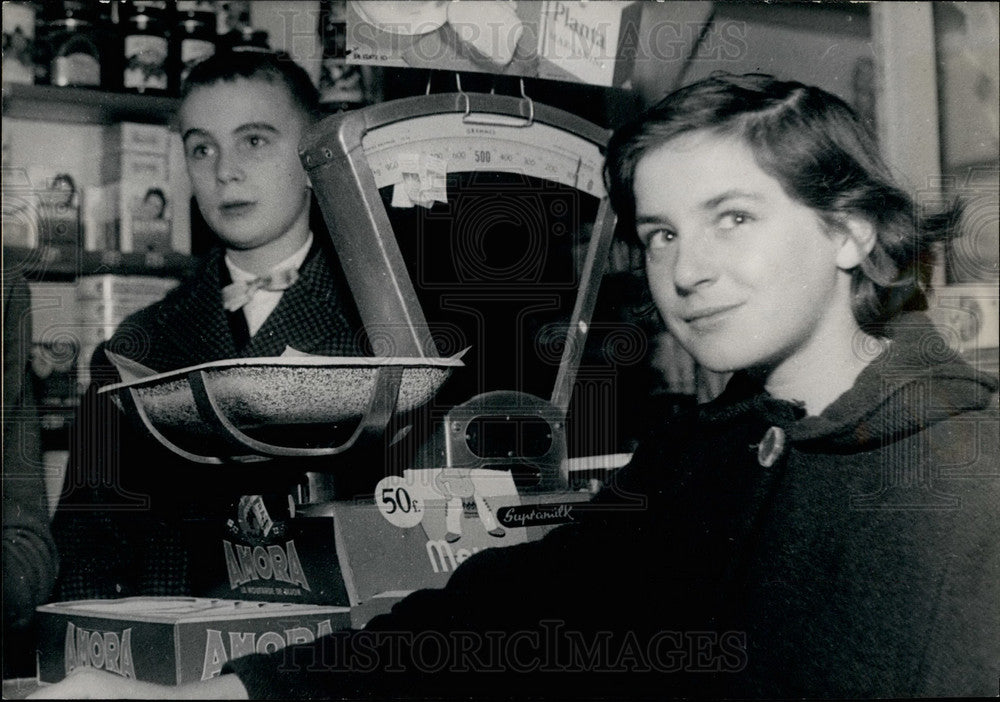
[835, 215, 877, 270]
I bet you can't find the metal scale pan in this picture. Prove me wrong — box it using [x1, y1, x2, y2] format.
[301, 87, 617, 491]
[102, 352, 463, 465]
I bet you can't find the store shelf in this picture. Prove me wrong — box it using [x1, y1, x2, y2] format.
[2, 83, 179, 125]
[3, 245, 198, 281]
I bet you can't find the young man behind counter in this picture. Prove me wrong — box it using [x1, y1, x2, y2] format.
[51, 50, 367, 602]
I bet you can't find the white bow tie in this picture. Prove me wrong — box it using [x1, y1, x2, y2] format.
[221, 266, 300, 312]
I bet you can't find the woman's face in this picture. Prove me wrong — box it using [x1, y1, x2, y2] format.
[633, 131, 851, 377]
[179, 77, 310, 254]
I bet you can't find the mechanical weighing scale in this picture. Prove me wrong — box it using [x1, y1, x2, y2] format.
[106, 84, 619, 498]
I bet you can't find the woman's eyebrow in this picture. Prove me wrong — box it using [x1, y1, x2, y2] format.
[701, 189, 764, 210]
[634, 190, 765, 224]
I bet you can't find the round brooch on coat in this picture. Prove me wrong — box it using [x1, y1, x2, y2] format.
[757, 426, 786, 467]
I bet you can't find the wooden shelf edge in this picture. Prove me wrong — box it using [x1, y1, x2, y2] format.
[2, 83, 179, 126]
[3, 245, 198, 280]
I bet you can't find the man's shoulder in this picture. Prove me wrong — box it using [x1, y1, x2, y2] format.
[109, 271, 204, 335]
[100, 251, 225, 368]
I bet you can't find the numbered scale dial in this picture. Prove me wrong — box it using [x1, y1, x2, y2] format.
[362, 113, 606, 200]
[302, 93, 623, 489]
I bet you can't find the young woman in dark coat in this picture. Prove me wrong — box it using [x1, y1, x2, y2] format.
[33, 74, 998, 700]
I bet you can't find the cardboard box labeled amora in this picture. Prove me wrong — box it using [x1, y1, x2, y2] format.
[36, 598, 350, 685]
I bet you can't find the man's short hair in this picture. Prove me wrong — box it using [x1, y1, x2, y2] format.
[181, 49, 320, 121]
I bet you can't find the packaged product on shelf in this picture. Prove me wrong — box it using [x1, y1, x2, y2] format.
[39, 173, 82, 248]
[18, 167, 83, 249]
[535, 0, 646, 87]
[86, 122, 190, 255]
[102, 122, 172, 157]
[99, 126, 172, 253]
[135, 185, 173, 254]
[94, 180, 172, 254]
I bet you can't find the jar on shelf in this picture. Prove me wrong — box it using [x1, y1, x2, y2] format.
[2, 1, 38, 85]
[36, 1, 105, 88]
[122, 1, 170, 94]
[172, 3, 217, 88]
[48, 17, 102, 88]
[218, 26, 270, 53]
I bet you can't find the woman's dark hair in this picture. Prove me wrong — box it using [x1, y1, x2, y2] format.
[604, 73, 961, 331]
[180, 49, 320, 121]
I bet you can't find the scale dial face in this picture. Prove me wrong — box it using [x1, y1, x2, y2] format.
[361, 113, 607, 199]
[304, 96, 636, 462]
[353, 112, 604, 406]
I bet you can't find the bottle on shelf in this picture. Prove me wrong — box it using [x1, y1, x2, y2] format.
[2, 1, 39, 85]
[122, 1, 171, 95]
[172, 1, 217, 88]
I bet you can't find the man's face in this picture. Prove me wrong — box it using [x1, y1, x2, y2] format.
[179, 78, 310, 252]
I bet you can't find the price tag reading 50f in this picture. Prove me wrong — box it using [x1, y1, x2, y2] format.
[375, 476, 423, 528]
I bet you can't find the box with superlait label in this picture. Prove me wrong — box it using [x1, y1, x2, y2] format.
[36, 597, 350, 686]
[182, 459, 629, 628]
[301, 467, 599, 612]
